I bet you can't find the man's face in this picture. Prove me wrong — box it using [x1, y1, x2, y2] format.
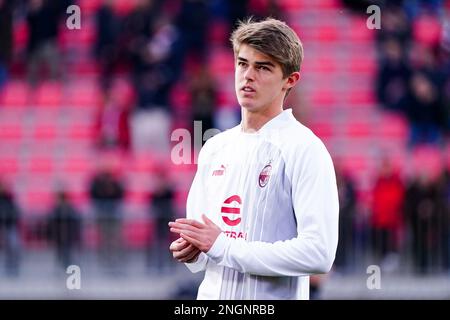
[235, 44, 292, 113]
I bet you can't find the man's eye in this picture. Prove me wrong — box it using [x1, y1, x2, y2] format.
[258, 66, 269, 71]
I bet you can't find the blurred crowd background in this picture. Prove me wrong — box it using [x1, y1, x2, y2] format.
[0, 0, 449, 299]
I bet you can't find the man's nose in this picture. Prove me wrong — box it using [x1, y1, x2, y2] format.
[244, 66, 255, 81]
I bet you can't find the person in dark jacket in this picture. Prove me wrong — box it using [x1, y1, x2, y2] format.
[89, 168, 125, 271]
[0, 180, 21, 276]
[47, 191, 82, 270]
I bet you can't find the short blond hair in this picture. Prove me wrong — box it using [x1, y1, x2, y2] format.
[230, 17, 304, 79]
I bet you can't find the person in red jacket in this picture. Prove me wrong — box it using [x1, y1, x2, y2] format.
[371, 157, 405, 270]
[95, 81, 133, 152]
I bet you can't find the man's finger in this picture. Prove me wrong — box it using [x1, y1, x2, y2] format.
[180, 232, 202, 249]
[169, 238, 189, 251]
[184, 249, 201, 263]
[177, 243, 197, 258]
[174, 219, 205, 229]
[179, 247, 200, 262]
[170, 226, 198, 236]
[170, 227, 183, 235]
[170, 222, 201, 234]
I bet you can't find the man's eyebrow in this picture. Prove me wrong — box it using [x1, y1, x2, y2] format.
[255, 61, 275, 67]
[237, 57, 275, 67]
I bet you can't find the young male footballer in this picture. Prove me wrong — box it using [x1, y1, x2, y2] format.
[169, 17, 339, 300]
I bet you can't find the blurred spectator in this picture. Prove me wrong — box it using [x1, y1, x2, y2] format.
[373, 1, 449, 150]
[440, 66, 450, 134]
[334, 166, 357, 273]
[376, 4, 412, 48]
[402, 71, 445, 147]
[147, 169, 176, 272]
[133, 15, 184, 110]
[376, 37, 411, 112]
[435, 169, 450, 271]
[227, 0, 249, 30]
[341, 0, 388, 13]
[404, 0, 444, 18]
[248, 0, 284, 21]
[95, 84, 133, 153]
[122, 0, 172, 110]
[26, 0, 65, 86]
[405, 172, 441, 274]
[129, 15, 183, 154]
[47, 191, 82, 270]
[370, 157, 405, 271]
[409, 43, 445, 89]
[189, 66, 217, 134]
[89, 168, 125, 272]
[0, 0, 13, 90]
[175, 0, 209, 64]
[94, 0, 123, 92]
[0, 180, 21, 276]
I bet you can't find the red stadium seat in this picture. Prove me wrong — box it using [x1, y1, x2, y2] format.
[347, 17, 375, 43]
[309, 89, 337, 107]
[32, 82, 62, 107]
[0, 157, 19, 175]
[344, 120, 372, 139]
[27, 157, 55, 174]
[62, 156, 94, 174]
[66, 123, 96, 141]
[346, 88, 376, 105]
[348, 57, 377, 75]
[342, 155, 370, 175]
[33, 123, 58, 143]
[0, 124, 22, 141]
[378, 112, 409, 141]
[309, 121, 334, 140]
[66, 81, 101, 108]
[0, 81, 30, 107]
[307, 57, 337, 73]
[317, 25, 339, 42]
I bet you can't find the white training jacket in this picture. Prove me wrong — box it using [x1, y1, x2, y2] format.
[184, 108, 339, 300]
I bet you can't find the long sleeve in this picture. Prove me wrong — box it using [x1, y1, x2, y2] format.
[204, 139, 339, 277]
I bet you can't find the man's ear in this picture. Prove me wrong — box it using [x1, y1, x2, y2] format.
[284, 72, 301, 90]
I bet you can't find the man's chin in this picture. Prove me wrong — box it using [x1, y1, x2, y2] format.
[239, 101, 258, 111]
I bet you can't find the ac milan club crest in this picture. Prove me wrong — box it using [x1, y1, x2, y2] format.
[258, 163, 272, 187]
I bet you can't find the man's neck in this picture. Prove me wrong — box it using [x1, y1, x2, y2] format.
[241, 106, 283, 133]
